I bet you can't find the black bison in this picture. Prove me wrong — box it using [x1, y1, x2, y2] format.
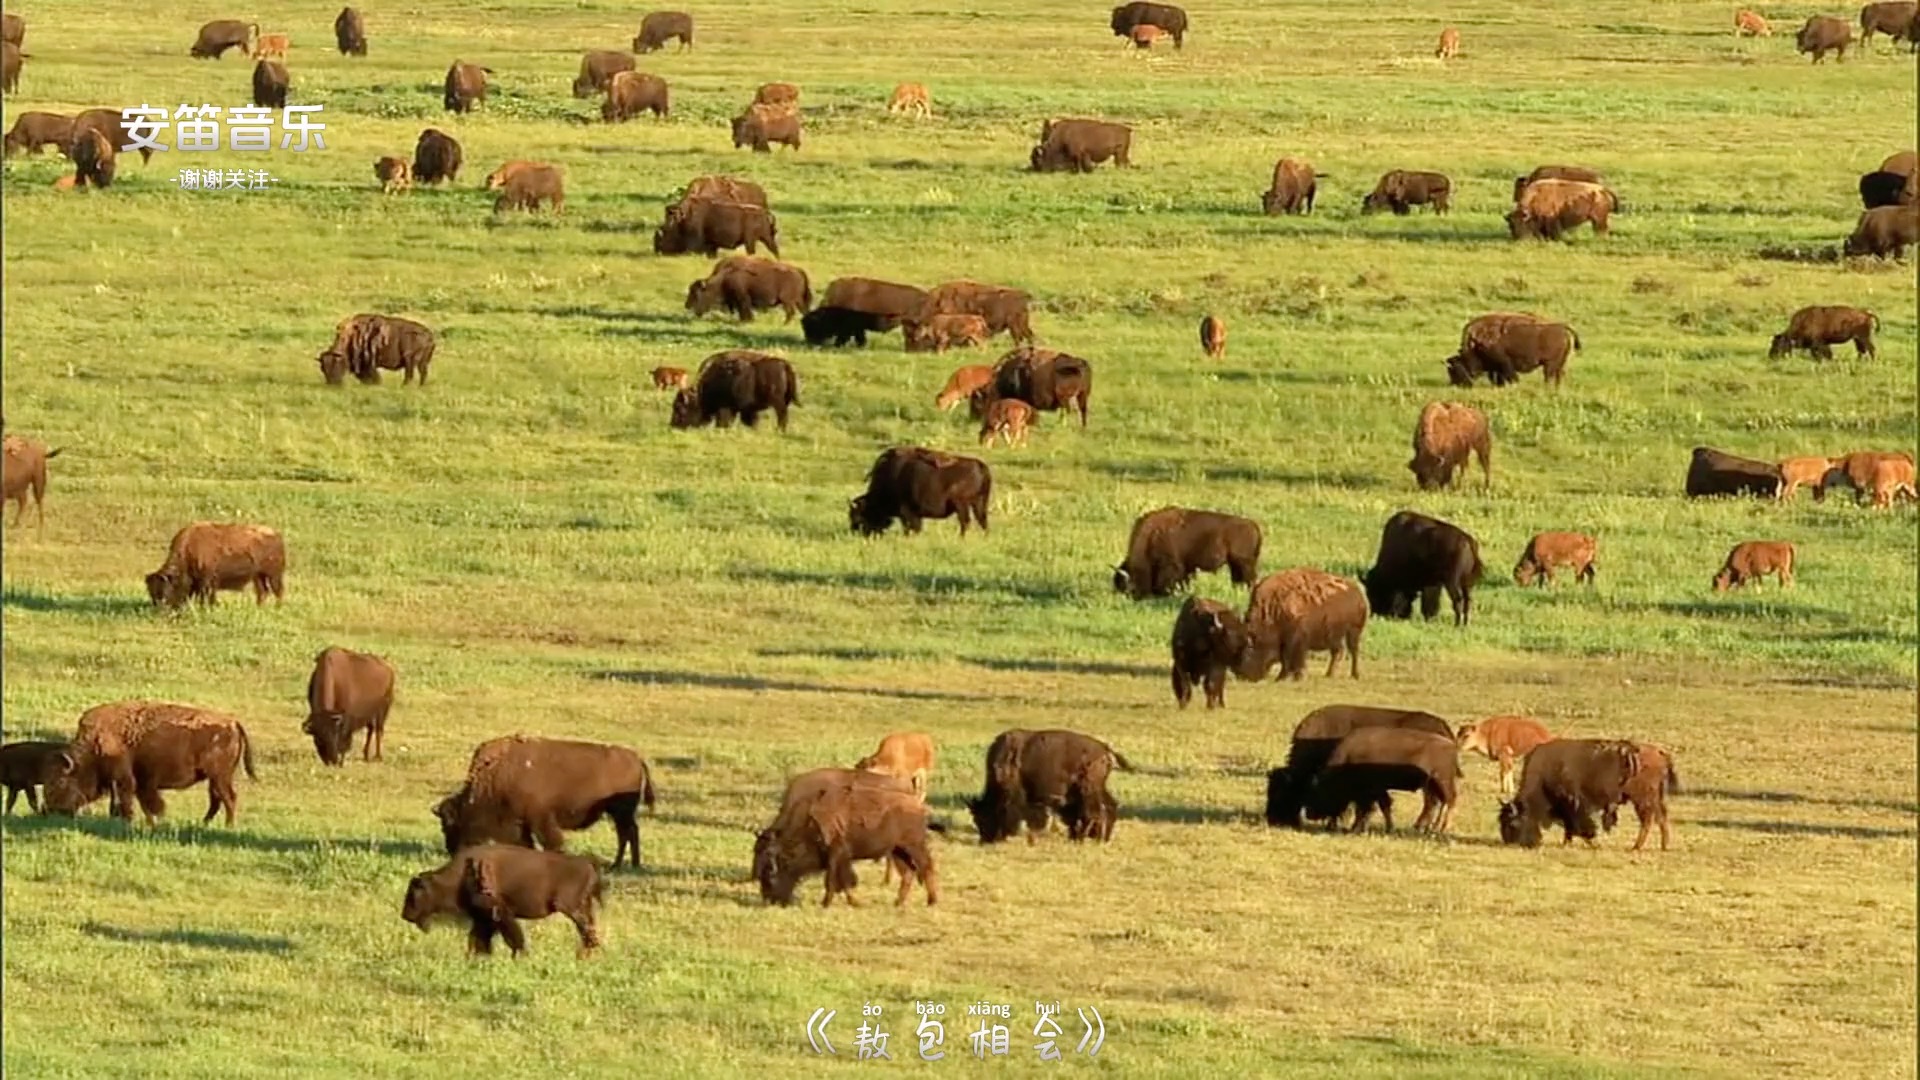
[403, 844, 606, 956]
[145, 522, 286, 609]
[1361, 510, 1483, 626]
[1685, 446, 1781, 498]
[1110, 1, 1187, 47]
[1362, 170, 1451, 215]
[1858, 169, 1915, 210]
[303, 646, 396, 767]
[654, 200, 779, 256]
[671, 351, 800, 431]
[1797, 14, 1854, 59]
[801, 306, 887, 347]
[252, 59, 289, 109]
[1031, 119, 1133, 173]
[1261, 157, 1318, 215]
[918, 280, 1036, 344]
[978, 347, 1092, 427]
[191, 19, 255, 59]
[1112, 507, 1261, 599]
[603, 70, 669, 121]
[1447, 312, 1580, 388]
[820, 277, 927, 332]
[1264, 704, 1453, 828]
[1409, 401, 1492, 490]
[849, 446, 992, 537]
[753, 769, 941, 907]
[633, 11, 694, 52]
[317, 313, 435, 386]
[434, 736, 657, 869]
[412, 128, 462, 185]
[444, 60, 491, 113]
[1844, 205, 1919, 258]
[686, 256, 811, 323]
[1512, 165, 1604, 203]
[968, 729, 1133, 844]
[334, 7, 367, 56]
[1303, 727, 1461, 833]
[573, 50, 635, 97]
[1243, 567, 1368, 681]
[0, 740, 66, 813]
[1169, 597, 1257, 709]
[1507, 179, 1617, 241]
[732, 104, 801, 153]
[1770, 305, 1878, 360]
[42, 701, 256, 825]
[1498, 739, 1678, 851]
[4, 112, 74, 158]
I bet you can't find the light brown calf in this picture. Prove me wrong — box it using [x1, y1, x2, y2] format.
[754, 82, 799, 108]
[374, 156, 411, 194]
[855, 732, 935, 802]
[1734, 9, 1771, 35]
[651, 366, 689, 390]
[1512, 531, 1596, 587]
[1436, 27, 1460, 58]
[254, 32, 289, 59]
[1200, 314, 1225, 359]
[887, 82, 931, 119]
[1713, 541, 1794, 592]
[1456, 715, 1555, 798]
[1609, 742, 1678, 852]
[1129, 24, 1164, 48]
[908, 314, 990, 353]
[935, 365, 995, 411]
[1825, 450, 1915, 503]
[979, 398, 1036, 448]
[1776, 456, 1835, 501]
[1870, 455, 1917, 508]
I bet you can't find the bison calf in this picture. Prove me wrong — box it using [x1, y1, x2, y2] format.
[1512, 531, 1596, 587]
[1456, 716, 1555, 798]
[1770, 306, 1877, 361]
[1304, 727, 1461, 834]
[651, 366, 688, 389]
[0, 740, 64, 813]
[1169, 597, 1255, 709]
[979, 398, 1036, 448]
[1200, 314, 1225, 359]
[403, 845, 606, 957]
[1713, 541, 1795, 592]
[374, 156, 410, 194]
[854, 732, 936, 802]
[936, 365, 995, 411]
[802, 306, 886, 347]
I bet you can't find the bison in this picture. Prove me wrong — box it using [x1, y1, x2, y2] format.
[4, 112, 74, 158]
[1110, 1, 1187, 47]
[978, 399, 1036, 448]
[191, 19, 256, 59]
[1508, 179, 1616, 241]
[1362, 170, 1451, 215]
[1362, 510, 1483, 626]
[1, 40, 19, 94]
[802, 306, 887, 347]
[671, 351, 799, 431]
[1777, 456, 1836, 501]
[1261, 157, 1318, 215]
[145, 522, 286, 609]
[1770, 305, 1878, 360]
[494, 163, 564, 215]
[1242, 567, 1368, 682]
[1713, 541, 1795, 591]
[1031, 119, 1132, 173]
[686, 256, 811, 323]
[1303, 727, 1461, 833]
[936, 365, 996, 411]
[0, 740, 66, 813]
[1111, 507, 1261, 600]
[303, 647, 395, 766]
[412, 128, 462, 185]
[654, 199, 779, 257]
[968, 729, 1132, 844]
[1436, 26, 1460, 58]
[1200, 314, 1226, 357]
[1168, 597, 1257, 709]
[317, 313, 436, 386]
[334, 7, 367, 56]
[1844, 205, 1919, 258]
[888, 82, 931, 118]
[979, 346, 1091, 427]
[1408, 401, 1491, 490]
[1861, 1, 1918, 45]
[1, 12, 22, 47]
[69, 128, 115, 190]
[855, 733, 935, 802]
[603, 70, 669, 121]
[42, 701, 256, 825]
[918, 280, 1035, 344]
[1264, 704, 1453, 829]
[374, 156, 410, 194]
[904, 314, 991, 353]
[821, 277, 927, 332]
[444, 60, 491, 113]
[253, 32, 288, 60]
[573, 50, 635, 97]
[633, 11, 694, 53]
[1858, 169, 1915, 210]
[1870, 456, 1918, 507]
[403, 845, 605, 956]
[68, 109, 153, 166]
[849, 446, 991, 536]
[1513, 531, 1597, 587]
[1457, 715, 1556, 798]
[1824, 450, 1916, 503]
[1735, 9, 1772, 35]
[2, 433, 60, 529]
[1685, 446, 1782, 498]
[434, 736, 657, 868]
[754, 769, 941, 907]
[251, 59, 289, 109]
[651, 366, 688, 389]
[1447, 312, 1580, 387]
[1797, 14, 1854, 59]
[1511, 165, 1604, 203]
[732, 104, 801, 153]
[1498, 738, 1677, 851]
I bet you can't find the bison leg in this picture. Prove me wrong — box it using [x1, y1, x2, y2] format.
[1323, 645, 1341, 679]
[1855, 334, 1875, 359]
[534, 815, 567, 853]
[892, 851, 916, 906]
[610, 797, 642, 868]
[568, 907, 602, 956]
[1419, 587, 1442, 620]
[1629, 802, 1655, 852]
[1812, 341, 1833, 361]
[774, 403, 789, 432]
[1448, 584, 1471, 627]
[134, 783, 165, 826]
[3, 786, 16, 814]
[1171, 663, 1193, 709]
[495, 912, 529, 956]
[1203, 665, 1226, 708]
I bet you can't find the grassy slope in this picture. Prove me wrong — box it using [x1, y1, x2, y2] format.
[2, 0, 1916, 1076]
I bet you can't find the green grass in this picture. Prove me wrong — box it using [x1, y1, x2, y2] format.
[3, 0, 1916, 1075]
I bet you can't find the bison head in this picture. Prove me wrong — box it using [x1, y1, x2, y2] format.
[729, 113, 752, 149]
[303, 713, 353, 767]
[1029, 145, 1048, 173]
[1512, 558, 1540, 588]
[668, 389, 704, 429]
[1767, 333, 1795, 359]
[1496, 800, 1533, 845]
[317, 347, 352, 386]
[431, 790, 471, 854]
[1842, 230, 1871, 258]
[145, 569, 189, 609]
[1711, 568, 1734, 593]
[1260, 188, 1282, 215]
[848, 495, 895, 536]
[1407, 452, 1444, 491]
[1442, 353, 1478, 388]
[1360, 191, 1388, 215]
[751, 828, 791, 904]
[1110, 565, 1133, 595]
[965, 795, 1017, 844]
[1262, 767, 1302, 828]
[400, 871, 451, 928]
[684, 279, 716, 316]
[652, 223, 687, 256]
[39, 750, 94, 816]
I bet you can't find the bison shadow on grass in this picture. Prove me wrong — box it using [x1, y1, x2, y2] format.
[81, 922, 294, 954]
[591, 668, 996, 705]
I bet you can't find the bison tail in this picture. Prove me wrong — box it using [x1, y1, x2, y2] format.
[1108, 747, 1136, 772]
[238, 723, 258, 781]
[925, 818, 951, 836]
[43, 447, 63, 459]
[641, 765, 657, 812]
[1664, 759, 1680, 796]
[1570, 328, 1583, 352]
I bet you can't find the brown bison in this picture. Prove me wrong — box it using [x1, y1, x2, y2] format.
[69, 109, 153, 165]
[849, 446, 992, 536]
[435, 736, 657, 868]
[1303, 727, 1461, 833]
[1457, 715, 1556, 798]
[1408, 401, 1491, 490]
[654, 199, 779, 256]
[191, 19, 256, 59]
[1870, 456, 1918, 507]
[903, 313, 991, 353]
[603, 70, 669, 121]
[253, 33, 288, 60]
[334, 7, 367, 56]
[1511, 165, 1604, 203]
[754, 81, 799, 108]
[1685, 446, 1781, 498]
[686, 256, 811, 322]
[573, 50, 635, 97]
[1861, 1, 1918, 44]
[1168, 597, 1257, 709]
[1447, 312, 1580, 387]
[888, 82, 931, 117]
[1858, 169, 1915, 210]
[0, 740, 66, 813]
[2, 433, 60, 529]
[855, 733, 936, 802]
[42, 701, 256, 825]
[1435, 26, 1460, 58]
[1713, 541, 1795, 591]
[403, 845, 605, 956]
[1, 12, 22, 46]
[1031, 118, 1133, 173]
[652, 366, 688, 389]
[1844, 205, 1919, 258]
[494, 163, 564, 215]
[1111, 1, 1187, 47]
[1261, 157, 1318, 215]
[69, 128, 115, 190]
[411, 128, 462, 185]
[1735, 9, 1772, 35]
[754, 769, 941, 907]
[1130, 24, 1164, 48]
[145, 523, 286, 609]
[821, 277, 927, 331]
[251, 59, 289, 109]
[633, 11, 694, 52]
[303, 647, 396, 767]
[1200, 314, 1226, 358]
[1508, 179, 1616, 241]
[1243, 568, 1368, 681]
[671, 351, 799, 431]
[732, 104, 801, 153]
[1265, 704, 1453, 829]
[979, 347, 1092, 427]
[1362, 510, 1483, 626]
[1797, 14, 1854, 59]
[968, 729, 1132, 844]
[374, 156, 410, 194]
[1362, 170, 1451, 215]
[1498, 739, 1677, 851]
[801, 307, 888, 347]
[444, 60, 491, 113]
[978, 398, 1037, 448]
[1824, 450, 1916, 503]
[1111, 506, 1261, 599]
[1777, 456, 1836, 501]
[4, 112, 74, 157]
[1883, 150, 1919, 177]
[918, 280, 1035, 343]
[1513, 531, 1597, 586]
[317, 313, 436, 386]
[1770, 306, 1878, 360]
[936, 365, 996, 411]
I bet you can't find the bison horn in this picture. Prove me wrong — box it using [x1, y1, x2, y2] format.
[56, 751, 75, 773]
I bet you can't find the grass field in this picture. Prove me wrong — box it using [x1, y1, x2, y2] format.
[2, 0, 1917, 1075]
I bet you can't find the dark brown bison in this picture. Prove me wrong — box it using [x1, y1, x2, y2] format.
[411, 128, 462, 185]
[1243, 568, 1368, 681]
[653, 199, 779, 256]
[0, 740, 66, 813]
[191, 19, 256, 59]
[1685, 446, 1781, 498]
[1409, 401, 1492, 490]
[1797, 14, 1854, 59]
[2, 434, 59, 529]
[1498, 739, 1678, 851]
[918, 280, 1035, 344]
[434, 736, 657, 869]
[603, 70, 669, 121]
[1262, 157, 1318, 215]
[1031, 119, 1132, 173]
[573, 50, 634, 97]
[145, 523, 286, 609]
[1844, 205, 1919, 258]
[686, 256, 811, 323]
[801, 306, 887, 346]
[849, 446, 992, 536]
[1770, 305, 1878, 360]
[1512, 165, 1604, 203]
[1507, 179, 1616, 241]
[303, 647, 396, 767]
[1169, 598, 1257, 709]
[69, 128, 115, 189]
[317, 313, 435, 386]
[671, 351, 799, 431]
[753, 769, 941, 907]
[70, 109, 153, 165]
[1111, 507, 1261, 599]
[821, 277, 927, 331]
[252, 59, 289, 108]
[494, 163, 564, 214]
[444, 60, 491, 113]
[403, 845, 606, 956]
[1362, 170, 1451, 215]
[732, 104, 801, 153]
[1513, 532, 1598, 587]
[1264, 704, 1453, 828]
[1362, 510, 1483, 626]
[979, 346, 1091, 427]
[1858, 169, 1915, 210]
[633, 11, 694, 52]
[1303, 727, 1461, 833]
[334, 7, 367, 56]
[1110, 1, 1187, 47]
[4, 112, 73, 157]
[968, 729, 1133, 844]
[1447, 312, 1580, 387]
[1860, 1, 1917, 44]
[1, 40, 20, 95]
[41, 701, 256, 825]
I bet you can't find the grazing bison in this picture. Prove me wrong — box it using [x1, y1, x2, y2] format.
[1777, 456, 1836, 501]
[2, 433, 60, 529]
[1824, 450, 1915, 503]
[1168, 597, 1257, 709]
[1770, 305, 1878, 360]
[633, 11, 694, 53]
[4, 112, 73, 157]
[1264, 704, 1453, 829]
[1457, 715, 1557, 798]
[1031, 119, 1133, 173]
[821, 277, 926, 331]
[1713, 541, 1795, 591]
[1508, 179, 1616, 241]
[1861, 1, 1919, 44]
[1511, 165, 1604, 203]
[68, 109, 152, 165]
[754, 769, 941, 907]
[672, 351, 799, 431]
[1, 40, 19, 94]
[1447, 312, 1580, 387]
[444, 61, 491, 113]
[573, 50, 635, 97]
[435, 736, 657, 868]
[1362, 510, 1483, 626]
[411, 128, 462, 185]
[1362, 170, 1451, 215]
[494, 164, 564, 215]
[1797, 14, 1854, 59]
[145, 523, 286, 609]
[918, 281, 1035, 343]
[968, 729, 1132, 844]
[980, 347, 1092, 427]
[1436, 26, 1460, 58]
[0, 740, 65, 813]
[1111, 507, 1261, 600]
[317, 313, 436, 386]
[251, 59, 289, 109]
[1243, 568, 1368, 681]
[1200, 314, 1226, 358]
[303, 647, 396, 766]
[1261, 157, 1318, 215]
[732, 104, 801, 153]
[888, 82, 931, 118]
[191, 19, 255, 59]
[403, 845, 605, 956]
[1858, 169, 1915, 210]
[1304, 727, 1461, 833]
[1735, 9, 1772, 35]
[1844, 205, 1919, 258]
[603, 70, 669, 121]
[855, 733, 936, 802]
[374, 156, 410, 194]
[904, 313, 991, 353]
[69, 129, 115, 190]
[1498, 739, 1677, 851]
[686, 256, 811, 323]
[1685, 446, 1781, 498]
[978, 398, 1037, 448]
[654, 200, 779, 256]
[849, 446, 992, 537]
[802, 306, 887, 347]
[334, 7, 367, 56]
[936, 365, 996, 411]
[1513, 531, 1597, 587]
[42, 701, 256, 825]
[651, 366, 688, 389]
[1408, 401, 1491, 490]
[1110, 1, 1187, 47]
